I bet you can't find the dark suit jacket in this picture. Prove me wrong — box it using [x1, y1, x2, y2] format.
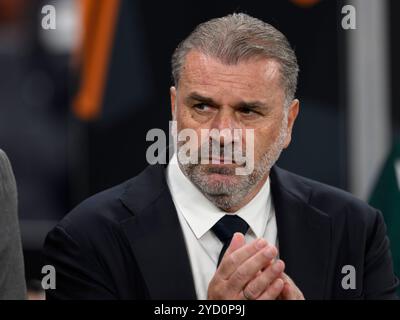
[43, 164, 399, 300]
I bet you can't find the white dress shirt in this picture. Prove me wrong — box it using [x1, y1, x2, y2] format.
[166, 153, 278, 300]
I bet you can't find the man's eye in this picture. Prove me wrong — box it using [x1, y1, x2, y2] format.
[193, 103, 210, 111]
[239, 107, 257, 115]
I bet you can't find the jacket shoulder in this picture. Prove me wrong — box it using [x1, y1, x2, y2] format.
[55, 178, 135, 239]
[273, 167, 380, 225]
[49, 164, 167, 241]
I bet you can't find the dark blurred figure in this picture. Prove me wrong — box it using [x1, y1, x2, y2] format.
[0, 149, 26, 300]
[0, 0, 70, 291]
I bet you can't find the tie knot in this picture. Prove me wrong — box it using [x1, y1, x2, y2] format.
[211, 215, 249, 244]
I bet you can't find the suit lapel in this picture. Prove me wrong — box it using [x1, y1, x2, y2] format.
[116, 163, 332, 300]
[119, 164, 197, 299]
[270, 166, 332, 299]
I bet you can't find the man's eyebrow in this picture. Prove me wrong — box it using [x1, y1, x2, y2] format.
[185, 92, 268, 110]
[185, 92, 218, 105]
[235, 101, 268, 110]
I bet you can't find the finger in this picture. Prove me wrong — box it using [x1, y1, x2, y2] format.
[218, 237, 269, 279]
[281, 283, 293, 299]
[280, 273, 304, 300]
[242, 259, 285, 300]
[280, 282, 301, 300]
[226, 246, 279, 293]
[224, 233, 246, 255]
[280, 273, 293, 285]
[256, 278, 285, 300]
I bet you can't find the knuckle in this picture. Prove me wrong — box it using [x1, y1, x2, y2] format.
[245, 283, 260, 299]
[252, 274, 269, 293]
[233, 267, 248, 283]
[228, 252, 239, 265]
[261, 268, 275, 284]
[209, 282, 224, 299]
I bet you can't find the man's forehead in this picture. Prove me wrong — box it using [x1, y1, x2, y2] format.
[180, 50, 282, 87]
[178, 51, 285, 106]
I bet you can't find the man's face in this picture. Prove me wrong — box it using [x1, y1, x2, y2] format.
[170, 50, 299, 211]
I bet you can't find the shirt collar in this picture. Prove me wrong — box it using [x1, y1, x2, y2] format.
[166, 153, 271, 239]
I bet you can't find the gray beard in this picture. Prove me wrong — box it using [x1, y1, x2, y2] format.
[178, 117, 288, 212]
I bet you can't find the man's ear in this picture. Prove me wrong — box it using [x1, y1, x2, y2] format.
[283, 99, 299, 149]
[170, 86, 177, 118]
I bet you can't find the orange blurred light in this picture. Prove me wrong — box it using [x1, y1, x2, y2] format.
[290, 0, 321, 8]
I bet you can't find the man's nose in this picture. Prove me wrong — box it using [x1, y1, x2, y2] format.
[210, 110, 238, 145]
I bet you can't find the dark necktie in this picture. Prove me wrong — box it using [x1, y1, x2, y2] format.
[211, 215, 249, 267]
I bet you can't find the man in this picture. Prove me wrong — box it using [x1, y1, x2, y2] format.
[0, 149, 26, 300]
[43, 13, 398, 300]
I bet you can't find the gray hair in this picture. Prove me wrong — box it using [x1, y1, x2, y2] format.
[171, 13, 299, 107]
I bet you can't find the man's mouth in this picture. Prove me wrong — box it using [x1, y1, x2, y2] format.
[208, 156, 238, 164]
[205, 165, 238, 176]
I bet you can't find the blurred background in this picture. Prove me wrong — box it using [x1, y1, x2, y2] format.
[0, 0, 398, 299]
